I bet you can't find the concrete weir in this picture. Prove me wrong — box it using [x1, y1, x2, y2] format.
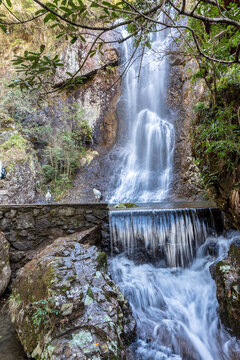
[0, 203, 109, 277]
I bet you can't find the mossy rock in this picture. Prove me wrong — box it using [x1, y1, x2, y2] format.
[9, 228, 136, 359]
[114, 203, 138, 209]
[96, 251, 107, 270]
[215, 243, 240, 338]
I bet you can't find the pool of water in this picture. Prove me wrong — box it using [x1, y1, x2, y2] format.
[0, 298, 27, 360]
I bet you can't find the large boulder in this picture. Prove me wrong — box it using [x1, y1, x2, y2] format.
[0, 231, 11, 296]
[215, 241, 240, 338]
[9, 227, 135, 359]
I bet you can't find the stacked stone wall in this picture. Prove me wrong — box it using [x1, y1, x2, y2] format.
[0, 203, 109, 278]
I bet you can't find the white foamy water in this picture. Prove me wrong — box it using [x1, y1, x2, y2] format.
[109, 233, 240, 360]
[110, 208, 222, 267]
[110, 29, 175, 203]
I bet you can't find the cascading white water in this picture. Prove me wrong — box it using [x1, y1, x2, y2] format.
[109, 229, 240, 360]
[110, 208, 222, 267]
[110, 29, 175, 203]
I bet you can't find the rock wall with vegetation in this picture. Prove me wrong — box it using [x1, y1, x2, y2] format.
[9, 227, 135, 359]
[216, 241, 240, 338]
[168, 49, 240, 228]
[0, 2, 120, 203]
[168, 55, 208, 201]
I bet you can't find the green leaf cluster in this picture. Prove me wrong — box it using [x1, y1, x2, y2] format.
[9, 46, 64, 91]
[193, 102, 240, 188]
[31, 297, 60, 327]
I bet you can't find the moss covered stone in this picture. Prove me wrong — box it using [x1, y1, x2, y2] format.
[9, 227, 136, 359]
[215, 243, 240, 338]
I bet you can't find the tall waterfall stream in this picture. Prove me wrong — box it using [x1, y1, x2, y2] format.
[109, 208, 240, 359]
[110, 28, 175, 203]
[107, 23, 240, 359]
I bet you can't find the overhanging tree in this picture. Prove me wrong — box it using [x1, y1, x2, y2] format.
[0, 0, 239, 95]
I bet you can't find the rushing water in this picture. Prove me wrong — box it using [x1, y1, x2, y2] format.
[110, 207, 223, 267]
[109, 210, 240, 360]
[110, 29, 175, 203]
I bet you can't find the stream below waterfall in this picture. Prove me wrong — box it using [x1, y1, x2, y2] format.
[0, 299, 27, 360]
[109, 209, 240, 360]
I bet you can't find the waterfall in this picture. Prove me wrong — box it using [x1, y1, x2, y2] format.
[107, 19, 240, 360]
[109, 210, 240, 360]
[110, 207, 223, 267]
[110, 29, 175, 203]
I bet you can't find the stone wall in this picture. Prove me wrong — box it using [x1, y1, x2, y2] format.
[0, 203, 109, 277]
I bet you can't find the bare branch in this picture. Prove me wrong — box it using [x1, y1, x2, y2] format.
[180, 0, 186, 14]
[2, 1, 22, 23]
[169, 0, 240, 28]
[124, 7, 239, 64]
[0, 11, 47, 25]
[190, 1, 202, 15]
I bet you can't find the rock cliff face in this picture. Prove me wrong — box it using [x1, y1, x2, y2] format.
[0, 114, 37, 204]
[54, 33, 121, 203]
[168, 53, 240, 229]
[9, 227, 135, 359]
[167, 55, 208, 201]
[216, 240, 240, 338]
[55, 31, 120, 145]
[0, 27, 121, 204]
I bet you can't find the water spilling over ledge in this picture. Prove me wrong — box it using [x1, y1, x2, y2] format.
[110, 207, 223, 267]
[109, 207, 240, 359]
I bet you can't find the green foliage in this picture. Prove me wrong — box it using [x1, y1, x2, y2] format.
[9, 47, 64, 92]
[0, 0, 239, 96]
[31, 297, 59, 327]
[38, 102, 92, 197]
[0, 85, 37, 122]
[96, 251, 107, 270]
[193, 102, 240, 188]
[0, 133, 27, 150]
[188, 2, 240, 193]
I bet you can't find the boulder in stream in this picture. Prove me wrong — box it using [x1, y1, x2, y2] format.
[9, 227, 135, 359]
[0, 231, 11, 296]
[216, 240, 240, 338]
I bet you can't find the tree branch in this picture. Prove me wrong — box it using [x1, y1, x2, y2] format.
[0, 11, 47, 25]
[169, 0, 240, 28]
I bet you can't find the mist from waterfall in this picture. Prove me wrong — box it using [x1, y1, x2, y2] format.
[110, 29, 175, 203]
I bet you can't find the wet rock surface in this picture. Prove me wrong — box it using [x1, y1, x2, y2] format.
[216, 241, 240, 338]
[9, 227, 135, 359]
[167, 55, 207, 201]
[0, 232, 11, 296]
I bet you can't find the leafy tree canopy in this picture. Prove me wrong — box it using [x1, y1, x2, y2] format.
[0, 0, 239, 95]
